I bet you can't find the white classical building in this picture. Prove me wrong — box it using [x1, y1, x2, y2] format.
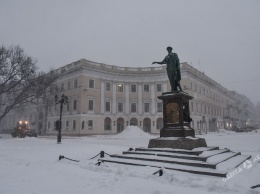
[44, 59, 255, 135]
[0, 59, 255, 135]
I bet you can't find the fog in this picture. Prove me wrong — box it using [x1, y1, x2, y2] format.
[1, 0, 259, 104]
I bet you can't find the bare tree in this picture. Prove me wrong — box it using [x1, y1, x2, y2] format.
[0, 45, 58, 121]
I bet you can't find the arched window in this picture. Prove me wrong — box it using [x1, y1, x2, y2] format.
[104, 117, 112, 130]
[117, 118, 124, 133]
[143, 118, 151, 133]
[130, 118, 138, 126]
[156, 118, 163, 130]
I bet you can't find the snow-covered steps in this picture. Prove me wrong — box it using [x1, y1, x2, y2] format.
[100, 147, 251, 177]
[99, 157, 227, 177]
[110, 154, 216, 168]
[135, 146, 219, 156]
[122, 150, 208, 161]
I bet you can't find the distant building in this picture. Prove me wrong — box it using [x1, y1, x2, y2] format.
[0, 59, 256, 135]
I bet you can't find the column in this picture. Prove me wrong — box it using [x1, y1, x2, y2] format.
[125, 84, 129, 114]
[100, 80, 105, 114]
[138, 84, 142, 115]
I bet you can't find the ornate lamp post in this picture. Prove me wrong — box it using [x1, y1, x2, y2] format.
[55, 94, 68, 144]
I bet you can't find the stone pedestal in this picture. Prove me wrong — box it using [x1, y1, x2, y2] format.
[148, 91, 207, 149]
[148, 137, 207, 150]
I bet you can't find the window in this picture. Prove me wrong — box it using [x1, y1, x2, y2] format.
[131, 84, 136, 92]
[74, 79, 78, 88]
[118, 102, 123, 112]
[106, 82, 111, 91]
[144, 84, 149, 92]
[190, 82, 192, 90]
[66, 101, 70, 111]
[66, 121, 69, 129]
[88, 120, 93, 129]
[117, 84, 124, 92]
[73, 120, 76, 130]
[68, 81, 71, 90]
[89, 79, 95, 88]
[105, 102, 111, 112]
[73, 100, 77, 110]
[144, 103, 150, 113]
[156, 84, 162, 92]
[61, 83, 64, 91]
[195, 85, 197, 92]
[47, 122, 50, 129]
[157, 103, 162, 112]
[131, 103, 137, 113]
[88, 100, 94, 111]
[191, 101, 194, 112]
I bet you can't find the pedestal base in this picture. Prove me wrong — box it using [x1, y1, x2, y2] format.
[160, 127, 195, 138]
[148, 137, 207, 150]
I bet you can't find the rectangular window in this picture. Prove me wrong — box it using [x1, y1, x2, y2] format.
[156, 84, 162, 92]
[118, 102, 123, 112]
[73, 100, 77, 110]
[195, 85, 197, 92]
[105, 101, 111, 112]
[74, 79, 78, 88]
[48, 122, 50, 129]
[157, 102, 162, 112]
[131, 103, 137, 113]
[66, 121, 69, 129]
[191, 101, 194, 112]
[68, 81, 71, 90]
[190, 82, 192, 90]
[117, 84, 124, 92]
[61, 83, 64, 91]
[106, 82, 111, 91]
[89, 79, 95, 88]
[130, 84, 136, 92]
[67, 102, 70, 111]
[73, 120, 76, 130]
[88, 100, 94, 111]
[144, 84, 149, 92]
[88, 120, 93, 129]
[144, 103, 150, 113]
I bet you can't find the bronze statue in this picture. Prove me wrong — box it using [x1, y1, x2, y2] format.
[153, 47, 182, 92]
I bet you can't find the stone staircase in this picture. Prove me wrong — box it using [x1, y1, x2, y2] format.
[99, 147, 251, 177]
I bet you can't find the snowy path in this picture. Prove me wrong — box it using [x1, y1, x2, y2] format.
[0, 130, 260, 194]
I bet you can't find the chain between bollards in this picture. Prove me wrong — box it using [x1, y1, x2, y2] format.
[251, 184, 260, 189]
[59, 155, 79, 162]
[153, 169, 164, 176]
[89, 151, 111, 160]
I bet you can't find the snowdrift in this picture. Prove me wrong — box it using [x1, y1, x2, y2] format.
[114, 126, 153, 139]
[218, 128, 236, 135]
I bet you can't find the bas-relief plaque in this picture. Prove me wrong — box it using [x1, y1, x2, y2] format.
[166, 103, 179, 123]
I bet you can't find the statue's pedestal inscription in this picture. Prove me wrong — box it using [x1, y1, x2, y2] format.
[148, 92, 207, 150]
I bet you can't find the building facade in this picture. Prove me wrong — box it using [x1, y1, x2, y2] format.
[0, 59, 256, 135]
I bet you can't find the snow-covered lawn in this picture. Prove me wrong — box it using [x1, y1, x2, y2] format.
[0, 128, 260, 194]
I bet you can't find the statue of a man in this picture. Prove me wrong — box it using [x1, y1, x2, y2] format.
[153, 46, 182, 92]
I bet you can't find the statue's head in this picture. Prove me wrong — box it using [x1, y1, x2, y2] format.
[166, 46, 172, 52]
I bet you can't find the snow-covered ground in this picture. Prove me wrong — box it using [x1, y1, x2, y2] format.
[0, 127, 260, 194]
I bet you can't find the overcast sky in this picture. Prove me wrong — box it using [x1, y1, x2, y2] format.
[1, 0, 260, 104]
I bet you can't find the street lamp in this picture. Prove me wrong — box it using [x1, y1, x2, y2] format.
[55, 94, 68, 144]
